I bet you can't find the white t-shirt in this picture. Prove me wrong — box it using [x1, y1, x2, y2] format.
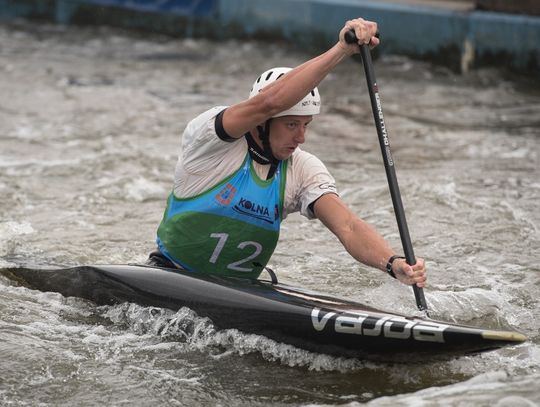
[173, 106, 338, 219]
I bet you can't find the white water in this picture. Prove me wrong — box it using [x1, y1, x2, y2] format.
[1, 21, 539, 406]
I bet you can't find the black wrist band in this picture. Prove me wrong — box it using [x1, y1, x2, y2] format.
[386, 255, 405, 279]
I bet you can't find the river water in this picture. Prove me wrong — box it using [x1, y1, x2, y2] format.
[0, 21, 539, 406]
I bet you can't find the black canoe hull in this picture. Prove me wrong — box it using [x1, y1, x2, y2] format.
[1, 264, 527, 360]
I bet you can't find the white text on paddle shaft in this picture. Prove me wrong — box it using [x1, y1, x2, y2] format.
[311, 308, 448, 343]
[374, 89, 394, 167]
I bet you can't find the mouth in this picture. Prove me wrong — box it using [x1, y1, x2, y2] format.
[278, 146, 297, 159]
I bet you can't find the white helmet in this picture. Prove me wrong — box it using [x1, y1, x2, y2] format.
[249, 67, 321, 118]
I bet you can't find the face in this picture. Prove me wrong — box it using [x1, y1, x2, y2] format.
[267, 115, 313, 160]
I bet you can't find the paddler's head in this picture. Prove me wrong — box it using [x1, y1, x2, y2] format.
[249, 67, 321, 161]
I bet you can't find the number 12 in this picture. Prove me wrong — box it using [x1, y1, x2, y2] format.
[209, 233, 263, 272]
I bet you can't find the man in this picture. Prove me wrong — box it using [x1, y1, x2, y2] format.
[150, 18, 427, 288]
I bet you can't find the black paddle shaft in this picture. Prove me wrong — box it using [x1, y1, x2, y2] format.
[345, 31, 428, 312]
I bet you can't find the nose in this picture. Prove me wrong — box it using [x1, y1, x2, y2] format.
[294, 127, 306, 144]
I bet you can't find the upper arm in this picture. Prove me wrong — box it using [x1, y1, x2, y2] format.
[313, 194, 356, 240]
[283, 150, 338, 219]
[221, 94, 277, 139]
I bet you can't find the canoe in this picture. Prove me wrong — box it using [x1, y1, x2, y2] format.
[0, 264, 527, 361]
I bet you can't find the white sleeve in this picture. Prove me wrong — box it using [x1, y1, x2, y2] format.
[181, 106, 238, 174]
[174, 106, 247, 197]
[284, 149, 338, 219]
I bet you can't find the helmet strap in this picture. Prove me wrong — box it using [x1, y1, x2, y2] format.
[245, 120, 279, 180]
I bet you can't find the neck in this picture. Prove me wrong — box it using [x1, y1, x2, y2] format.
[249, 128, 265, 150]
[245, 131, 273, 165]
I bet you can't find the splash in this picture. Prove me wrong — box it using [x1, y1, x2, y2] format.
[0, 221, 35, 266]
[100, 303, 374, 372]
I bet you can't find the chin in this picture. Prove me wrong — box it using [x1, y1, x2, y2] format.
[280, 150, 296, 160]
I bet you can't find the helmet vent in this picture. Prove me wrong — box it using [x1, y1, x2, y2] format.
[248, 67, 320, 117]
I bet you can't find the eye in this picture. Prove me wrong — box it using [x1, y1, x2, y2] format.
[286, 122, 298, 130]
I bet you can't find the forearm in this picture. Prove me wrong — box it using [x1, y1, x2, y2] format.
[259, 44, 348, 114]
[315, 194, 395, 273]
[222, 17, 377, 137]
[266, 18, 371, 104]
[221, 44, 348, 137]
[339, 217, 395, 272]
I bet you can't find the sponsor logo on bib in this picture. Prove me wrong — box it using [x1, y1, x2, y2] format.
[215, 184, 237, 206]
[233, 198, 278, 224]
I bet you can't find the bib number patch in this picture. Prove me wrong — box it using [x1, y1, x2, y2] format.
[210, 233, 263, 272]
